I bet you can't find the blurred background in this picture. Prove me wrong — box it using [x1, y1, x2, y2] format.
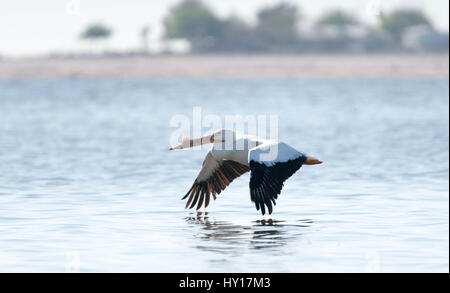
[0, 0, 448, 78]
[0, 0, 449, 57]
[0, 1, 448, 272]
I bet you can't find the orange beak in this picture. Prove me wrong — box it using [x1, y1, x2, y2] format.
[304, 156, 323, 165]
[169, 134, 215, 150]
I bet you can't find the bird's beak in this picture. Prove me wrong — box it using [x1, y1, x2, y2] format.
[304, 156, 323, 165]
[169, 134, 215, 150]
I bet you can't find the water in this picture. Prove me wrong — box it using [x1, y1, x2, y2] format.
[0, 78, 448, 272]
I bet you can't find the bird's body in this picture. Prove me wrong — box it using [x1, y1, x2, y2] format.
[211, 134, 260, 165]
[169, 129, 322, 215]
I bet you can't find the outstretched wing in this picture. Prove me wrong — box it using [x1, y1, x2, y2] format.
[249, 141, 307, 215]
[182, 151, 250, 210]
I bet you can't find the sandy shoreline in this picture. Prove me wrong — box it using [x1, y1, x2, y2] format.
[0, 54, 448, 79]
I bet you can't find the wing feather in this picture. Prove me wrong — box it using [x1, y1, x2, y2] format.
[183, 151, 250, 210]
[249, 142, 307, 215]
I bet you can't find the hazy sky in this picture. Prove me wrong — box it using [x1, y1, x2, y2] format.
[0, 0, 448, 57]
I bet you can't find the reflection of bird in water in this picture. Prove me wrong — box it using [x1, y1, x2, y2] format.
[185, 212, 314, 253]
[169, 129, 322, 215]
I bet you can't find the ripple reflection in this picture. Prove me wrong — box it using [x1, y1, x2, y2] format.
[185, 212, 314, 255]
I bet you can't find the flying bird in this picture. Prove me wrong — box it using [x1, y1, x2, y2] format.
[169, 129, 322, 215]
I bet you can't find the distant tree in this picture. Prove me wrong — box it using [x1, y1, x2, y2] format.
[219, 15, 264, 52]
[380, 9, 432, 43]
[79, 23, 113, 53]
[316, 10, 359, 27]
[311, 10, 363, 53]
[162, 1, 305, 53]
[80, 23, 112, 41]
[163, 0, 224, 52]
[255, 3, 301, 52]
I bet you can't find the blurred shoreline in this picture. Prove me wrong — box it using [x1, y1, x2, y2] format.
[0, 54, 448, 79]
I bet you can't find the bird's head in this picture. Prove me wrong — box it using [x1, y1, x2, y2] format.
[169, 129, 236, 150]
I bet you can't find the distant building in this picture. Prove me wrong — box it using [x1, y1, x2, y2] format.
[159, 39, 192, 54]
[299, 24, 390, 53]
[402, 25, 449, 52]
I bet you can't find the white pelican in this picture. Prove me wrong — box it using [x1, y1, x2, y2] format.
[169, 129, 322, 215]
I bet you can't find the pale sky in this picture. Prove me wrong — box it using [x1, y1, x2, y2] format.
[0, 0, 448, 57]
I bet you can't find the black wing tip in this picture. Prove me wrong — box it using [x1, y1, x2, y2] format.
[181, 184, 195, 200]
[249, 155, 307, 216]
[255, 202, 275, 215]
[182, 181, 213, 211]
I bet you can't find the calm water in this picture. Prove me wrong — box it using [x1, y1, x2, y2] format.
[0, 78, 448, 272]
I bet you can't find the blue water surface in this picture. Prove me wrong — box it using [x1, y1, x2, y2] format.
[0, 78, 448, 272]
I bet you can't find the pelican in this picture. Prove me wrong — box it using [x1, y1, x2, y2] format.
[169, 129, 322, 215]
